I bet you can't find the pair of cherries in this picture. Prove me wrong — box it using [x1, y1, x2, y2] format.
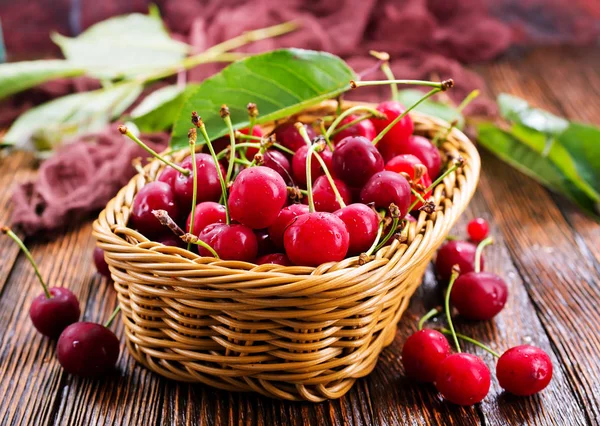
[2, 228, 120, 378]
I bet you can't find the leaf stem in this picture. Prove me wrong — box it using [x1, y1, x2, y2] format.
[475, 236, 493, 273]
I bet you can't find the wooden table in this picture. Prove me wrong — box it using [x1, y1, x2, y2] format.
[1, 47, 599, 426]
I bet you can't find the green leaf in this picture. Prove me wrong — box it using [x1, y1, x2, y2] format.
[52, 13, 189, 80]
[170, 48, 356, 149]
[0, 60, 85, 100]
[557, 122, 600, 194]
[477, 122, 599, 218]
[129, 84, 200, 132]
[395, 89, 464, 129]
[497, 93, 568, 136]
[3, 82, 142, 151]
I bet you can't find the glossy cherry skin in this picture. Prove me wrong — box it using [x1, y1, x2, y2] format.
[131, 181, 180, 237]
[57, 322, 120, 377]
[256, 253, 292, 266]
[29, 288, 80, 338]
[435, 240, 484, 282]
[435, 353, 491, 406]
[332, 136, 384, 188]
[451, 272, 508, 320]
[385, 154, 433, 209]
[332, 114, 376, 144]
[196, 223, 258, 262]
[93, 247, 110, 278]
[262, 150, 292, 183]
[173, 154, 225, 208]
[268, 204, 310, 249]
[210, 126, 264, 160]
[186, 201, 227, 235]
[156, 234, 184, 247]
[228, 166, 287, 229]
[274, 122, 316, 153]
[496, 345, 553, 396]
[254, 229, 276, 256]
[284, 212, 349, 266]
[402, 329, 452, 382]
[291, 145, 333, 187]
[333, 203, 380, 254]
[237, 126, 264, 160]
[373, 101, 414, 154]
[384, 135, 442, 178]
[311, 175, 352, 212]
[360, 171, 412, 218]
[467, 218, 489, 242]
[157, 166, 179, 187]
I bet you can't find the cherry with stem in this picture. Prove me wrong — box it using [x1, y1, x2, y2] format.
[221, 105, 237, 183]
[234, 132, 295, 156]
[407, 157, 464, 212]
[325, 105, 384, 140]
[186, 128, 198, 251]
[475, 236, 492, 273]
[445, 265, 462, 352]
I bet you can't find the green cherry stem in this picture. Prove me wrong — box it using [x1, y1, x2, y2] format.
[2, 227, 51, 298]
[407, 158, 464, 212]
[194, 113, 230, 224]
[410, 188, 428, 206]
[432, 89, 480, 146]
[445, 266, 462, 353]
[235, 133, 296, 156]
[181, 234, 220, 258]
[365, 220, 385, 256]
[187, 128, 198, 251]
[217, 142, 259, 160]
[370, 50, 398, 99]
[350, 79, 453, 90]
[439, 328, 501, 358]
[325, 105, 384, 140]
[418, 308, 441, 331]
[374, 217, 401, 252]
[221, 106, 236, 184]
[104, 305, 121, 328]
[330, 114, 375, 137]
[305, 143, 321, 213]
[475, 236, 493, 273]
[118, 125, 189, 176]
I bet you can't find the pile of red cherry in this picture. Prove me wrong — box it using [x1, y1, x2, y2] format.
[402, 219, 553, 405]
[121, 98, 452, 267]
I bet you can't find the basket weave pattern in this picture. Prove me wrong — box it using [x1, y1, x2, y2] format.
[93, 102, 480, 402]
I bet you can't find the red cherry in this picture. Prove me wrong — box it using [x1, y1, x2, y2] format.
[173, 154, 225, 208]
[262, 150, 292, 183]
[284, 212, 349, 266]
[451, 272, 508, 320]
[228, 166, 287, 229]
[373, 100, 414, 154]
[332, 115, 376, 144]
[291, 145, 332, 187]
[156, 234, 183, 247]
[435, 353, 491, 406]
[239, 126, 264, 159]
[383, 135, 442, 178]
[131, 181, 180, 237]
[496, 345, 553, 396]
[196, 223, 258, 261]
[402, 329, 452, 382]
[268, 204, 310, 249]
[435, 240, 483, 282]
[57, 322, 120, 377]
[186, 201, 227, 236]
[210, 126, 263, 160]
[256, 253, 292, 266]
[360, 171, 411, 217]
[157, 166, 178, 187]
[332, 136, 384, 188]
[312, 175, 352, 212]
[333, 203, 379, 254]
[30, 288, 80, 338]
[254, 229, 276, 256]
[274, 122, 316, 153]
[385, 154, 433, 210]
[93, 247, 110, 278]
[467, 218, 490, 242]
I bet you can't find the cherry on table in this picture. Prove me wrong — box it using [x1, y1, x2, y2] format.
[131, 181, 180, 237]
[360, 171, 411, 218]
[312, 175, 352, 212]
[467, 218, 490, 242]
[173, 153, 225, 208]
[268, 204, 310, 249]
[57, 322, 120, 377]
[451, 271, 508, 321]
[274, 122, 316, 153]
[93, 247, 110, 278]
[332, 114, 376, 144]
[228, 166, 288, 229]
[256, 253, 292, 266]
[435, 353, 491, 406]
[332, 136, 384, 188]
[496, 345, 553, 396]
[186, 201, 227, 236]
[196, 223, 258, 262]
[333, 203, 380, 255]
[435, 240, 483, 282]
[402, 329, 451, 383]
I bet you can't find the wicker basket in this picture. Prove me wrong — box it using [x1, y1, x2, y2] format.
[93, 100, 480, 402]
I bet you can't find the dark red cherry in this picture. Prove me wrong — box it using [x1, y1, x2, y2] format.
[467, 218, 489, 242]
[385, 154, 433, 209]
[211, 126, 263, 160]
[256, 253, 292, 266]
[283, 212, 349, 266]
[435, 240, 483, 282]
[435, 353, 491, 406]
[402, 329, 452, 382]
[360, 171, 411, 218]
[268, 204, 310, 249]
[332, 136, 384, 188]
[239, 126, 264, 159]
[173, 154, 225, 208]
[333, 203, 379, 254]
[373, 100, 414, 155]
[30, 287, 80, 338]
[262, 149, 292, 183]
[57, 322, 120, 377]
[274, 122, 316, 153]
[451, 272, 508, 320]
[93, 247, 110, 278]
[291, 145, 332, 187]
[384, 135, 442, 178]
[312, 175, 352, 212]
[228, 166, 287, 229]
[186, 201, 227, 236]
[196, 223, 258, 261]
[332, 114, 376, 144]
[496, 345, 553, 396]
[131, 181, 180, 237]
[156, 234, 183, 247]
[255, 229, 276, 256]
[157, 166, 179, 187]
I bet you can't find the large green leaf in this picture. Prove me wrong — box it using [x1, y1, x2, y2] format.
[170, 49, 356, 149]
[52, 13, 189, 80]
[498, 93, 568, 136]
[3, 82, 142, 151]
[557, 123, 600, 194]
[0, 60, 85, 100]
[396, 89, 464, 129]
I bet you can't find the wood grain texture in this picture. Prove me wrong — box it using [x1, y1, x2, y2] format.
[1, 47, 599, 426]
